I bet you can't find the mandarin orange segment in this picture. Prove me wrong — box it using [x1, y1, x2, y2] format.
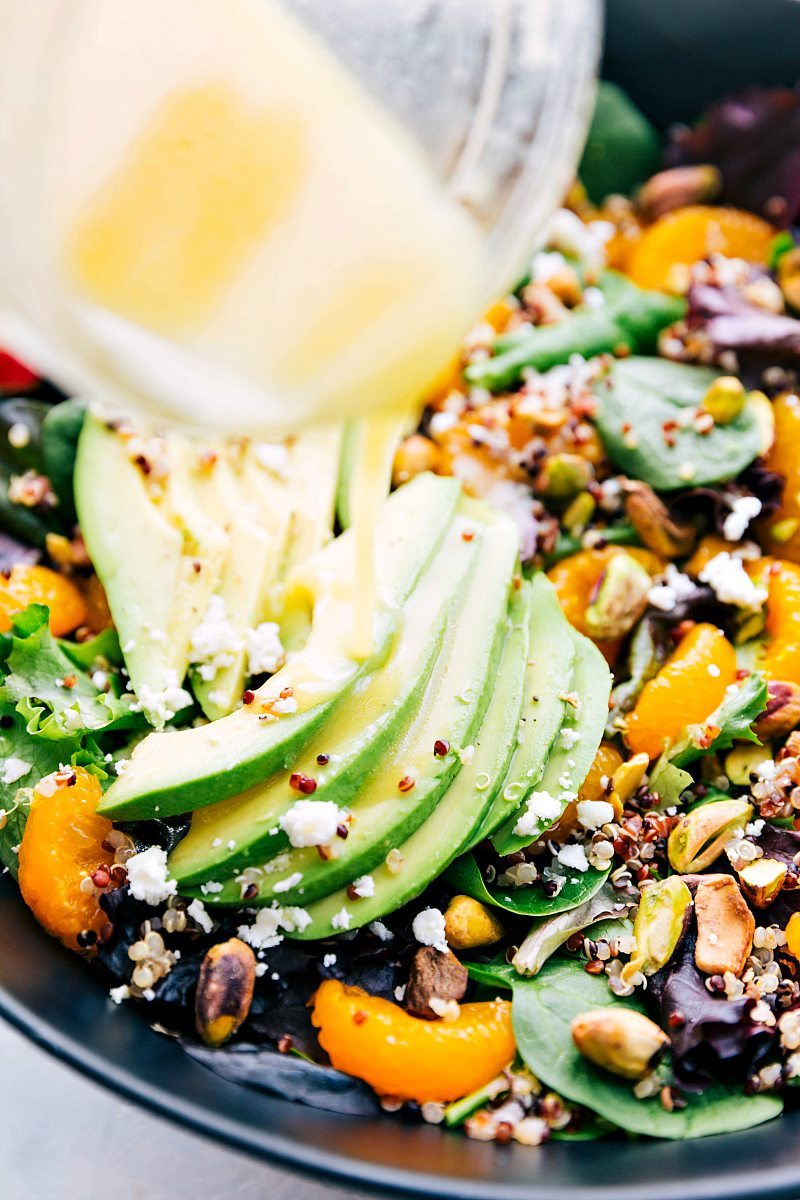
[547, 546, 663, 664]
[0, 564, 88, 636]
[624, 623, 737, 760]
[18, 767, 114, 950]
[626, 206, 776, 292]
[759, 558, 800, 686]
[312, 979, 515, 1104]
[759, 392, 800, 563]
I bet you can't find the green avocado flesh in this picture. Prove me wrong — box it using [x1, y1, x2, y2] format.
[491, 630, 612, 857]
[291, 583, 532, 936]
[98, 473, 462, 820]
[463, 573, 576, 851]
[182, 509, 519, 904]
[169, 513, 481, 886]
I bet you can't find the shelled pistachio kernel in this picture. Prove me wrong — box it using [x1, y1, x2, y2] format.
[571, 1009, 669, 1080]
[701, 376, 746, 425]
[444, 895, 505, 950]
[621, 876, 692, 984]
[585, 554, 651, 641]
[668, 798, 753, 873]
[195, 938, 256, 1048]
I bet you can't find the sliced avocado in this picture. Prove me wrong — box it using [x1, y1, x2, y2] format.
[335, 417, 404, 533]
[491, 629, 612, 857]
[281, 424, 341, 575]
[289, 584, 531, 937]
[463, 573, 576, 851]
[98, 473, 462, 820]
[75, 413, 226, 715]
[197, 506, 519, 907]
[335, 421, 358, 530]
[189, 451, 283, 720]
[169, 514, 478, 886]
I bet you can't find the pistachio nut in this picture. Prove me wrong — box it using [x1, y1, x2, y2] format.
[748, 389, 776, 456]
[637, 165, 721, 221]
[444, 895, 506, 950]
[667, 798, 753, 874]
[621, 876, 692, 985]
[701, 376, 746, 425]
[724, 744, 773, 787]
[622, 480, 696, 558]
[585, 554, 652, 641]
[536, 453, 594, 500]
[571, 1008, 669, 1080]
[737, 857, 788, 909]
[754, 680, 800, 740]
[611, 752, 650, 806]
[195, 937, 256, 1047]
[693, 876, 755, 976]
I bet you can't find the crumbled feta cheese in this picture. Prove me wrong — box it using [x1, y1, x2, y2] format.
[331, 906, 352, 931]
[271, 695, 298, 714]
[513, 790, 562, 837]
[189, 595, 243, 682]
[576, 799, 615, 830]
[200, 880, 224, 895]
[556, 844, 590, 873]
[412, 907, 448, 953]
[369, 921, 394, 942]
[186, 898, 214, 933]
[531, 249, 568, 283]
[428, 410, 459, 438]
[394, 984, 406, 1002]
[254, 442, 290, 478]
[560, 727, 581, 749]
[245, 622, 285, 677]
[322, 953, 337, 968]
[272, 871, 303, 893]
[254, 962, 268, 977]
[699, 551, 767, 609]
[1, 757, 31, 786]
[351, 874, 375, 898]
[237, 904, 311, 949]
[647, 563, 696, 613]
[109, 985, 131, 1005]
[280, 799, 345, 848]
[207, 690, 228, 708]
[131, 670, 192, 728]
[746, 819, 766, 838]
[723, 496, 762, 542]
[125, 845, 177, 905]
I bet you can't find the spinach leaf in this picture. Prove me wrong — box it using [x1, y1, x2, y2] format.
[670, 672, 767, 768]
[594, 358, 763, 491]
[466, 276, 684, 393]
[41, 399, 85, 526]
[447, 853, 610, 918]
[0, 605, 142, 739]
[465, 955, 518, 992]
[511, 958, 782, 1138]
[579, 82, 662, 205]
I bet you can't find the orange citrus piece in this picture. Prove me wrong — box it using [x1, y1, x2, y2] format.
[312, 979, 515, 1104]
[0, 564, 87, 636]
[758, 558, 800, 686]
[18, 768, 114, 951]
[759, 392, 800, 563]
[626, 205, 776, 292]
[624, 623, 737, 760]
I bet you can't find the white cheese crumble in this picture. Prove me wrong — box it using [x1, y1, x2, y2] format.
[513, 790, 562, 837]
[723, 496, 762, 542]
[412, 907, 448, 953]
[556, 844, 590, 873]
[131, 671, 192, 729]
[322, 953, 337, 968]
[189, 595, 243, 682]
[647, 563, 696, 613]
[331, 906, 352, 931]
[369, 921, 394, 942]
[576, 799, 615, 830]
[560, 727, 581, 749]
[699, 552, 767, 609]
[271, 695, 297, 715]
[1, 757, 31, 786]
[272, 871, 303, 894]
[108, 984, 131, 1005]
[245, 622, 285, 677]
[351, 874, 375, 898]
[237, 904, 311, 949]
[200, 881, 224, 895]
[125, 846, 178, 905]
[186, 898, 214, 933]
[280, 799, 345, 848]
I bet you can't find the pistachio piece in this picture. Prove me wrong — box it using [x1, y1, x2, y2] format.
[667, 798, 753, 874]
[637, 165, 721, 221]
[611, 752, 650, 805]
[724, 744, 773, 787]
[622, 480, 695, 558]
[571, 1008, 669, 1080]
[195, 938, 256, 1047]
[621, 876, 692, 984]
[444, 894, 505, 950]
[536, 453, 594, 500]
[693, 876, 755, 976]
[584, 554, 652, 641]
[754, 680, 800, 739]
[737, 857, 787, 909]
[701, 376, 746, 425]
